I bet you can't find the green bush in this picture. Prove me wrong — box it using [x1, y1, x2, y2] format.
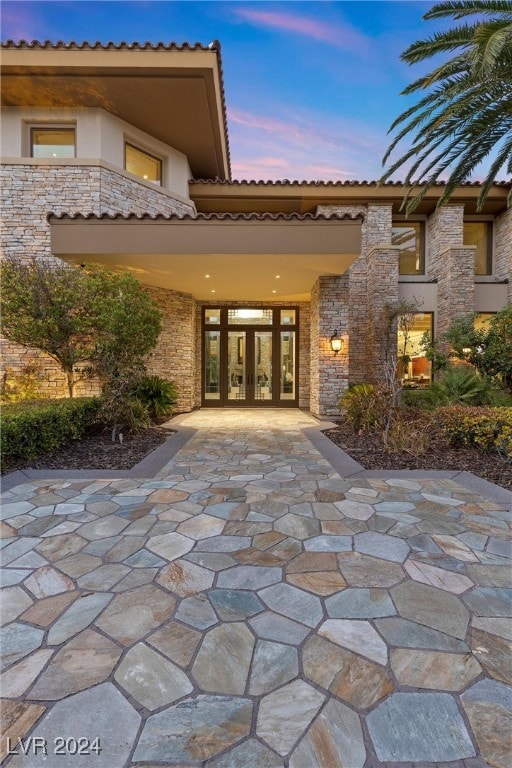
[132, 376, 178, 422]
[401, 388, 435, 409]
[1, 397, 100, 467]
[339, 384, 385, 432]
[437, 405, 512, 460]
[426, 365, 497, 407]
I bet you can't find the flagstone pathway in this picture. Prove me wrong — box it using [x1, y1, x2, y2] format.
[1, 409, 511, 767]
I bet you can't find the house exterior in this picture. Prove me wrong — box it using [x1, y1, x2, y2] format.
[1, 40, 510, 417]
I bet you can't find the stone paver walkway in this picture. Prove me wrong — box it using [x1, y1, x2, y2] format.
[1, 409, 511, 768]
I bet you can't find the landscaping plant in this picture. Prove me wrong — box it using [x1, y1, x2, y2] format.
[132, 376, 178, 422]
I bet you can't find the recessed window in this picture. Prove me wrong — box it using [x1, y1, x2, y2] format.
[392, 222, 425, 275]
[398, 312, 433, 388]
[464, 222, 492, 276]
[31, 127, 75, 158]
[125, 143, 162, 185]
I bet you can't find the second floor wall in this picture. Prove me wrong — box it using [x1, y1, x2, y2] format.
[1, 106, 193, 203]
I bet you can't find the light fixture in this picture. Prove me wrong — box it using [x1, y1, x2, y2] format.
[329, 330, 344, 355]
[275, 275, 280, 279]
[205, 274, 210, 278]
[211, 289, 216, 293]
[272, 290, 277, 294]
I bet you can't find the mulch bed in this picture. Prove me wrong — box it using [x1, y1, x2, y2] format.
[324, 422, 512, 492]
[3, 426, 172, 475]
[4, 420, 510, 493]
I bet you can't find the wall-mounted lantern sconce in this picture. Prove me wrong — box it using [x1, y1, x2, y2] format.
[329, 330, 344, 356]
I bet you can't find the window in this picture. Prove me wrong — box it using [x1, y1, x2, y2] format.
[398, 312, 433, 388]
[125, 143, 162, 185]
[30, 127, 75, 158]
[392, 222, 425, 275]
[463, 221, 492, 275]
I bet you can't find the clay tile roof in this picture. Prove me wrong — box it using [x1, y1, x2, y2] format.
[190, 178, 511, 187]
[1, 39, 222, 52]
[48, 211, 364, 222]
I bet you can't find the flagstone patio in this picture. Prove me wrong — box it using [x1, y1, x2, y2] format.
[1, 409, 511, 767]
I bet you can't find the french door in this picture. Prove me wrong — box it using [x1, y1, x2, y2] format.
[203, 307, 298, 407]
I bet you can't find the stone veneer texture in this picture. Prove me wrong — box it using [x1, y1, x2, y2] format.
[145, 287, 197, 414]
[310, 275, 349, 418]
[426, 206, 475, 340]
[317, 204, 396, 388]
[494, 207, 512, 305]
[0, 163, 194, 398]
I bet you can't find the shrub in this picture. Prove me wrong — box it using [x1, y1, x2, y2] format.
[437, 406, 512, 460]
[1, 397, 100, 467]
[426, 365, 497, 407]
[132, 376, 178, 422]
[339, 384, 385, 432]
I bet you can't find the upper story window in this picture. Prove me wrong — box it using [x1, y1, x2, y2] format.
[125, 142, 162, 185]
[463, 221, 493, 276]
[392, 221, 425, 275]
[30, 127, 76, 158]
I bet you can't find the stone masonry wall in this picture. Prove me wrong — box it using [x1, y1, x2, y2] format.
[195, 302, 310, 409]
[494, 207, 512, 305]
[145, 287, 197, 413]
[309, 275, 349, 418]
[366, 246, 400, 383]
[0, 162, 194, 397]
[427, 206, 475, 340]
[316, 204, 394, 386]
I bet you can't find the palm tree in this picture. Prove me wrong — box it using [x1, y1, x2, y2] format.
[381, 0, 512, 213]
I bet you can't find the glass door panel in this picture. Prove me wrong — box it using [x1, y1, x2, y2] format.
[254, 331, 272, 402]
[228, 331, 246, 401]
[204, 331, 220, 400]
[280, 331, 296, 400]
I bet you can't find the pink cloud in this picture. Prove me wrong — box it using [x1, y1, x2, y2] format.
[1, 6, 41, 41]
[234, 8, 367, 52]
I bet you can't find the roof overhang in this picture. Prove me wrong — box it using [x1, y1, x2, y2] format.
[49, 213, 362, 301]
[189, 179, 511, 216]
[1, 41, 230, 180]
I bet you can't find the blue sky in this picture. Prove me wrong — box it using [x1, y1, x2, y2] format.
[2, 1, 454, 181]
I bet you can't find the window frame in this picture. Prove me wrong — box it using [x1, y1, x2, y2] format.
[29, 125, 76, 159]
[463, 217, 494, 277]
[392, 218, 426, 276]
[124, 141, 163, 186]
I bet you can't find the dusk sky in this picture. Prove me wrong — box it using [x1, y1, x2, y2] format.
[1, 1, 466, 181]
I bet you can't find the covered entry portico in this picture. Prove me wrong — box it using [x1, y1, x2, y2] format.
[50, 211, 363, 413]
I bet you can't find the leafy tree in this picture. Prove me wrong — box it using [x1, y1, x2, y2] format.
[1, 257, 162, 397]
[445, 307, 512, 388]
[382, 0, 512, 213]
[420, 307, 512, 389]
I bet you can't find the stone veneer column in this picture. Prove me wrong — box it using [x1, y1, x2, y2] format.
[309, 275, 349, 418]
[426, 205, 475, 339]
[145, 287, 197, 414]
[366, 245, 400, 382]
[494, 207, 512, 305]
[317, 203, 396, 386]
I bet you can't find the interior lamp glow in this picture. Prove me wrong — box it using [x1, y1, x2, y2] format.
[329, 331, 343, 355]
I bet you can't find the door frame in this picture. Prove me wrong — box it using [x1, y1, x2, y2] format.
[201, 306, 299, 407]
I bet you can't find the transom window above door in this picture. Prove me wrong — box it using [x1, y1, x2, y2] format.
[227, 309, 273, 325]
